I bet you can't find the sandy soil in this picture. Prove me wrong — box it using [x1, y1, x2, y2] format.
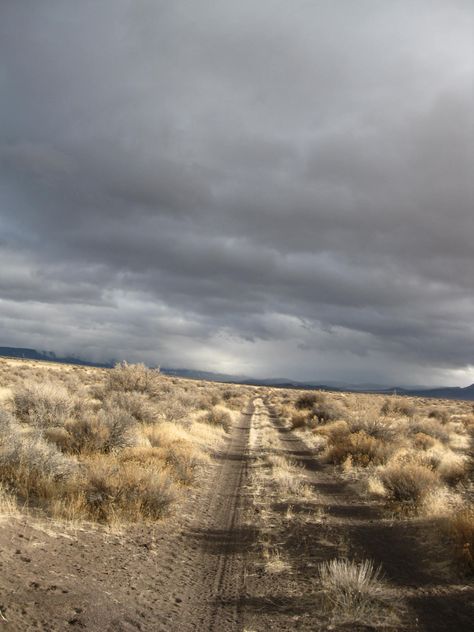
[0, 397, 472, 631]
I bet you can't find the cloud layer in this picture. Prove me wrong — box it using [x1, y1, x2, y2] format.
[0, 1, 473, 384]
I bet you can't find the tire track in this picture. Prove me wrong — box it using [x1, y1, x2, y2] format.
[148, 399, 255, 632]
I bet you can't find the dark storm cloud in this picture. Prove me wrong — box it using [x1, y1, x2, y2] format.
[0, 0, 473, 384]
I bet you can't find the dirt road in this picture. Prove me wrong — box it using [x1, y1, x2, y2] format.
[146, 399, 254, 631]
[0, 401, 256, 632]
[1, 397, 473, 631]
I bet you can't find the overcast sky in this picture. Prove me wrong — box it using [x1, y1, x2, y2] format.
[0, 1, 473, 385]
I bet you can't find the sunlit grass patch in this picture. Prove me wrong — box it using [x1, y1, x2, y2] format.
[319, 558, 399, 626]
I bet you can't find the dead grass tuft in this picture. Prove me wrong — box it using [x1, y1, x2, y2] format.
[319, 558, 398, 626]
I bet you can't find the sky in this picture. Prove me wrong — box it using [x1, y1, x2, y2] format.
[0, 1, 473, 386]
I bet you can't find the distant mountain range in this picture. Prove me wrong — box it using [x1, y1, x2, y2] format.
[1, 346, 473, 401]
[0, 347, 113, 368]
[163, 368, 474, 401]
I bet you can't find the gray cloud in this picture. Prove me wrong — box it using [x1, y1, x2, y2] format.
[0, 0, 473, 385]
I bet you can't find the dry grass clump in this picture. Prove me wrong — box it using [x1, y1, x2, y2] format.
[381, 396, 415, 418]
[348, 415, 397, 441]
[262, 545, 292, 574]
[104, 391, 157, 424]
[142, 422, 210, 484]
[290, 411, 313, 429]
[408, 418, 450, 444]
[436, 452, 470, 486]
[324, 431, 392, 467]
[445, 507, 474, 574]
[295, 392, 324, 410]
[428, 408, 450, 423]
[379, 463, 439, 504]
[0, 421, 79, 503]
[77, 459, 176, 523]
[265, 453, 311, 497]
[289, 392, 345, 429]
[0, 482, 18, 519]
[319, 558, 397, 626]
[312, 398, 345, 424]
[205, 405, 232, 431]
[13, 380, 74, 426]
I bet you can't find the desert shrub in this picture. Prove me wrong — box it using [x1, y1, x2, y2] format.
[348, 416, 396, 441]
[62, 417, 110, 454]
[316, 420, 350, 441]
[291, 411, 309, 429]
[99, 406, 138, 449]
[437, 453, 470, 486]
[61, 407, 138, 454]
[121, 443, 201, 485]
[324, 432, 391, 467]
[0, 429, 78, 500]
[13, 380, 74, 426]
[105, 391, 157, 423]
[295, 392, 324, 410]
[83, 460, 175, 522]
[44, 426, 74, 451]
[312, 400, 344, 423]
[319, 558, 395, 625]
[409, 418, 450, 444]
[379, 463, 438, 504]
[142, 422, 210, 480]
[205, 406, 232, 431]
[446, 508, 474, 574]
[161, 394, 194, 423]
[428, 408, 450, 423]
[412, 432, 437, 450]
[105, 362, 161, 396]
[161, 442, 206, 484]
[381, 397, 415, 417]
[222, 388, 239, 402]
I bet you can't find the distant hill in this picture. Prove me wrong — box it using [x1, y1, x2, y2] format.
[1, 347, 473, 401]
[0, 347, 113, 368]
[392, 384, 474, 401]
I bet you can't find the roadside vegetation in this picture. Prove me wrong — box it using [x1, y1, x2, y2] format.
[0, 358, 248, 525]
[274, 388, 473, 575]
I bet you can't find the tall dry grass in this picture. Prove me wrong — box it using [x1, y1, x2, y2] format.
[0, 359, 249, 524]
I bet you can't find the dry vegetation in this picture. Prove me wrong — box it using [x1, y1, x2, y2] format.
[318, 558, 398, 627]
[0, 358, 472, 629]
[273, 388, 474, 575]
[0, 358, 248, 525]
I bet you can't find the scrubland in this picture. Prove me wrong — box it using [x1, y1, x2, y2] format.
[0, 358, 472, 630]
[272, 389, 473, 576]
[0, 358, 247, 525]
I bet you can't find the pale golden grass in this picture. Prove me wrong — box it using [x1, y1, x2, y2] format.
[270, 388, 473, 577]
[0, 358, 250, 525]
[262, 545, 292, 574]
[319, 558, 400, 627]
[266, 455, 312, 499]
[0, 387, 12, 403]
[0, 482, 19, 520]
